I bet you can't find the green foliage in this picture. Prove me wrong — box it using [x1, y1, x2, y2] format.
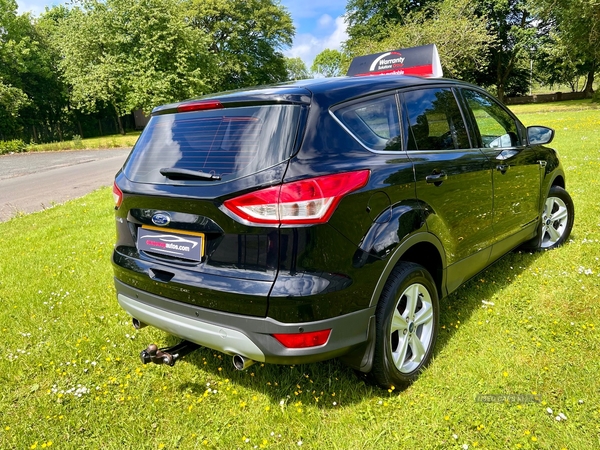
[0, 2, 38, 138]
[345, 0, 545, 99]
[311, 49, 346, 78]
[471, 0, 541, 99]
[56, 0, 213, 119]
[72, 135, 84, 149]
[186, 0, 294, 90]
[345, 0, 494, 83]
[532, 0, 600, 95]
[345, 0, 440, 41]
[0, 138, 27, 154]
[27, 132, 140, 152]
[285, 57, 310, 81]
[593, 90, 600, 103]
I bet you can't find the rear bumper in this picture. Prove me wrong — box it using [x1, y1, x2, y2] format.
[115, 279, 375, 365]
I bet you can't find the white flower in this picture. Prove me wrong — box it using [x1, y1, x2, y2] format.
[559, 412, 567, 420]
[546, 407, 553, 414]
[297, 441, 303, 446]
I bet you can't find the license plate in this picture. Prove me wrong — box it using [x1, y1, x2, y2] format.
[137, 226, 204, 261]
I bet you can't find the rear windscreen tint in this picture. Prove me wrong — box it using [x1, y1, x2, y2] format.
[123, 105, 301, 184]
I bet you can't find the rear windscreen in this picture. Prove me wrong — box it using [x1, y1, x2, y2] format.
[123, 105, 301, 184]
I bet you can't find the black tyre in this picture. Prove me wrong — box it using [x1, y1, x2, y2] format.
[525, 186, 574, 251]
[370, 262, 439, 389]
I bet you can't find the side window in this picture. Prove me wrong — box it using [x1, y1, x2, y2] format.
[462, 89, 519, 148]
[403, 88, 470, 151]
[334, 95, 402, 151]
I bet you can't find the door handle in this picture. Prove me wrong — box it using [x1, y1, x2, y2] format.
[496, 164, 509, 174]
[425, 171, 447, 185]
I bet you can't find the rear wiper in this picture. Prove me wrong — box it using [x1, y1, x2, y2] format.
[160, 168, 221, 181]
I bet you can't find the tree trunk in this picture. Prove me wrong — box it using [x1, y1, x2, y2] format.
[497, 85, 505, 103]
[77, 120, 83, 139]
[32, 124, 38, 143]
[98, 119, 103, 136]
[584, 70, 595, 98]
[112, 103, 125, 135]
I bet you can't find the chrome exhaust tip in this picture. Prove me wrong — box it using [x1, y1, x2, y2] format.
[132, 318, 147, 330]
[233, 354, 255, 371]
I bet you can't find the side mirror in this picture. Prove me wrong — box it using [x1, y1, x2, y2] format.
[527, 126, 555, 145]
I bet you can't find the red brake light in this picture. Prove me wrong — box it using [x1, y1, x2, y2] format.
[177, 100, 223, 113]
[112, 182, 123, 209]
[272, 329, 331, 348]
[223, 170, 370, 225]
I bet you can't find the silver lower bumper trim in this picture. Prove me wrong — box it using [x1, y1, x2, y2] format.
[118, 294, 266, 362]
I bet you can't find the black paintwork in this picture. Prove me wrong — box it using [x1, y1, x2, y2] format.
[112, 74, 567, 367]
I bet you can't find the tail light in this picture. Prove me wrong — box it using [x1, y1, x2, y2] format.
[177, 100, 223, 113]
[272, 329, 331, 348]
[223, 170, 370, 225]
[112, 182, 123, 209]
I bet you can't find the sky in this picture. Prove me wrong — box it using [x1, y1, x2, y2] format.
[15, 0, 349, 69]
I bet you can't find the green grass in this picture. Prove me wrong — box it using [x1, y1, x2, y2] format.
[509, 99, 600, 115]
[1, 105, 599, 449]
[27, 132, 141, 153]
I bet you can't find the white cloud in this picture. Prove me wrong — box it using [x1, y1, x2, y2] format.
[16, 0, 48, 16]
[317, 14, 333, 28]
[285, 15, 348, 70]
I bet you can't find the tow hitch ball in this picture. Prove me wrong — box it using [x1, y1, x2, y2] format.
[140, 341, 201, 366]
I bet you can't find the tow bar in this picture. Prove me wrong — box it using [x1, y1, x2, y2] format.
[140, 341, 201, 366]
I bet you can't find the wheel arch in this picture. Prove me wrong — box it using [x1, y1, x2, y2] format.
[551, 174, 565, 189]
[369, 232, 446, 308]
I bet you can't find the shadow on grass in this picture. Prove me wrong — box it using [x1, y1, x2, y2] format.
[434, 248, 543, 352]
[148, 247, 549, 406]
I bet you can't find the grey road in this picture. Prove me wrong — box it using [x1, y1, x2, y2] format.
[0, 148, 131, 222]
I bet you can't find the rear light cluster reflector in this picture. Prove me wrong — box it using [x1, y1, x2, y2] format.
[272, 329, 331, 348]
[223, 170, 370, 225]
[112, 182, 123, 209]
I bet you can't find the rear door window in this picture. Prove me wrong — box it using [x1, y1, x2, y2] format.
[402, 88, 470, 151]
[123, 105, 302, 184]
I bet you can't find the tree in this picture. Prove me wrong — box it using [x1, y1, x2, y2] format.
[0, 0, 67, 141]
[345, 0, 543, 100]
[56, 0, 213, 134]
[345, 0, 494, 83]
[311, 49, 346, 78]
[345, 0, 441, 41]
[186, 0, 294, 90]
[470, 0, 541, 100]
[1, 0, 32, 138]
[533, 0, 600, 96]
[285, 57, 310, 81]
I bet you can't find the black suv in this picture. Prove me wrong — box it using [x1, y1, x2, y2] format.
[112, 75, 573, 388]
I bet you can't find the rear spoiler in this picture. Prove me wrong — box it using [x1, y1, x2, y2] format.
[346, 44, 443, 78]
